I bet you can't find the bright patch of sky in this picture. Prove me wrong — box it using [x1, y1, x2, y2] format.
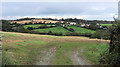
[1, 0, 118, 21]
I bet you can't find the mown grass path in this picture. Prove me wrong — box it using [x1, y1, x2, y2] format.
[2, 32, 109, 65]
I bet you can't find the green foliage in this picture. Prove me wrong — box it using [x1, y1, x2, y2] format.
[100, 19, 120, 65]
[89, 24, 100, 30]
[14, 26, 28, 33]
[2, 20, 12, 31]
[91, 30, 110, 40]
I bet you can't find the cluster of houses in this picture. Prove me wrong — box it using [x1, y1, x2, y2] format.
[59, 22, 107, 30]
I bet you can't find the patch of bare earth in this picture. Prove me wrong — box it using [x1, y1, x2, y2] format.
[4, 40, 26, 43]
[35, 46, 57, 65]
[71, 48, 91, 65]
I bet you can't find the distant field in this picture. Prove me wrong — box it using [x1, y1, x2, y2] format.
[22, 24, 96, 35]
[2, 32, 109, 65]
[67, 26, 95, 33]
[24, 24, 52, 29]
[100, 24, 113, 27]
[33, 26, 71, 35]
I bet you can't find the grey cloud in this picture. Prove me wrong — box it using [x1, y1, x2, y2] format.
[2, 2, 117, 20]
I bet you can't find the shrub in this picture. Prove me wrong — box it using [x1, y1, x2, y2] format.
[27, 27, 34, 30]
[91, 30, 110, 40]
[48, 31, 52, 35]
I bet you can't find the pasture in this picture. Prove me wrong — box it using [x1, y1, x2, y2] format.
[24, 24, 52, 29]
[2, 32, 109, 65]
[67, 26, 95, 33]
[33, 26, 71, 35]
[100, 24, 113, 27]
[23, 24, 96, 35]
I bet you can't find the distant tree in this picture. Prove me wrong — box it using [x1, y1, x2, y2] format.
[14, 26, 28, 33]
[2, 20, 12, 31]
[61, 18, 64, 21]
[43, 21, 46, 24]
[91, 30, 110, 39]
[28, 22, 33, 25]
[25, 23, 28, 25]
[27, 27, 34, 30]
[69, 28, 74, 32]
[48, 31, 52, 35]
[12, 22, 17, 25]
[89, 24, 99, 30]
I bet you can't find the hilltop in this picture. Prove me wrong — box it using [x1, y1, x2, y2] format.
[7, 17, 113, 24]
[10, 19, 64, 24]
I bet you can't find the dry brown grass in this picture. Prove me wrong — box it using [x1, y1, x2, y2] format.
[2, 32, 109, 44]
[10, 19, 64, 24]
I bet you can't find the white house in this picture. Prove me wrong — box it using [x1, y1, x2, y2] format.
[86, 24, 90, 26]
[52, 25, 56, 27]
[96, 23, 100, 25]
[81, 24, 85, 27]
[70, 22, 76, 25]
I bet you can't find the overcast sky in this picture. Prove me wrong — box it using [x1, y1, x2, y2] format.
[2, 0, 119, 2]
[1, 0, 118, 20]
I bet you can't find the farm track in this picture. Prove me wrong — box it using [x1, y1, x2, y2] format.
[36, 46, 57, 65]
[36, 45, 91, 65]
[70, 46, 91, 65]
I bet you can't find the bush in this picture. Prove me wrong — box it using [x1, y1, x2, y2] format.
[65, 32, 92, 37]
[100, 20, 120, 65]
[69, 28, 74, 32]
[48, 31, 52, 35]
[52, 32, 63, 36]
[2, 20, 13, 31]
[27, 27, 34, 30]
[91, 30, 110, 40]
[14, 26, 29, 33]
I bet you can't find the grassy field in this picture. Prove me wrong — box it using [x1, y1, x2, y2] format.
[67, 26, 95, 33]
[2, 32, 109, 65]
[23, 24, 95, 35]
[100, 24, 113, 27]
[24, 24, 52, 29]
[33, 26, 71, 35]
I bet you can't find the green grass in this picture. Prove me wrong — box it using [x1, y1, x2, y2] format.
[83, 43, 109, 64]
[51, 42, 74, 65]
[2, 33, 108, 65]
[67, 26, 95, 33]
[33, 26, 71, 35]
[2, 33, 49, 65]
[24, 24, 52, 29]
[51, 42, 108, 65]
[2, 33, 16, 36]
[24, 25, 95, 35]
[100, 24, 113, 27]
[3, 40, 49, 65]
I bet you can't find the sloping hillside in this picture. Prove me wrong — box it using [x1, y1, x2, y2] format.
[2, 32, 109, 65]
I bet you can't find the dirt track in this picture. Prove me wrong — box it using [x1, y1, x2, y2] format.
[36, 46, 57, 65]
